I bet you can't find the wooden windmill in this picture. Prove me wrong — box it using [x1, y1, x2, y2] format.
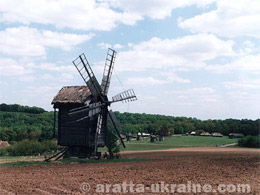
[51, 48, 137, 158]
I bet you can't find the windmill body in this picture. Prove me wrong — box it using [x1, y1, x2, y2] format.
[51, 49, 137, 158]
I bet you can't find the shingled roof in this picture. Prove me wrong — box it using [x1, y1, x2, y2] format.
[52, 86, 91, 105]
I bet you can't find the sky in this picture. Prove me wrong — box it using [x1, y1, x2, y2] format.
[0, 0, 259, 120]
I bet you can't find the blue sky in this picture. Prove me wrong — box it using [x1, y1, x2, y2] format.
[0, 0, 259, 120]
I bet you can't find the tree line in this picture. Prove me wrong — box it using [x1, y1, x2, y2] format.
[0, 103, 46, 114]
[114, 112, 259, 136]
[0, 104, 259, 142]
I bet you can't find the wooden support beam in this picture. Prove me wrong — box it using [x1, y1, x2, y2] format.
[53, 108, 56, 138]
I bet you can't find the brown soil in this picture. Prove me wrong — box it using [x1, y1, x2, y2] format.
[0, 147, 259, 194]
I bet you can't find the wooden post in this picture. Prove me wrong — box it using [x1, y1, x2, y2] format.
[53, 108, 56, 138]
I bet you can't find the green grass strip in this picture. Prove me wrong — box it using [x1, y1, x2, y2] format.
[0, 158, 153, 167]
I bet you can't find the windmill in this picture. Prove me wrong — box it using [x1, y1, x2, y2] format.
[50, 48, 137, 159]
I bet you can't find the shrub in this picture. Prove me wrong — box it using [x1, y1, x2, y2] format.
[1, 139, 58, 156]
[0, 148, 8, 156]
[238, 135, 260, 148]
[106, 123, 120, 159]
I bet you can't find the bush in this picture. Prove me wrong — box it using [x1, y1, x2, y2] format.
[0, 148, 8, 156]
[106, 123, 120, 159]
[0, 139, 58, 156]
[238, 135, 260, 148]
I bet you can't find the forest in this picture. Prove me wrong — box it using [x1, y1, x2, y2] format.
[0, 103, 259, 142]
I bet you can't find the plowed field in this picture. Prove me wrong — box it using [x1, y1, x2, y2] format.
[1, 147, 259, 194]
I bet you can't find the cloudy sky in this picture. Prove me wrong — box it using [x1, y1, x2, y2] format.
[0, 0, 259, 120]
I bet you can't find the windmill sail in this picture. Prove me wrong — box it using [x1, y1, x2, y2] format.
[112, 89, 137, 103]
[88, 102, 102, 117]
[94, 113, 102, 154]
[108, 110, 126, 148]
[68, 102, 102, 116]
[73, 53, 102, 97]
[101, 48, 116, 96]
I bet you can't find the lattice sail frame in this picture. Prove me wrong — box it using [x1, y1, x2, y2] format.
[101, 48, 116, 96]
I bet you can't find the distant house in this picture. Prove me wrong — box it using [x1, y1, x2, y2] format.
[141, 133, 150, 137]
[132, 134, 137, 139]
[190, 131, 196, 136]
[229, 133, 244, 139]
[137, 133, 142, 141]
[0, 140, 10, 148]
[150, 135, 157, 142]
[200, 132, 211, 136]
[212, 132, 223, 137]
[120, 134, 126, 140]
[126, 134, 132, 141]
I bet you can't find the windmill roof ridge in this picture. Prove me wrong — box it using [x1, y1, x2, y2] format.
[52, 85, 91, 105]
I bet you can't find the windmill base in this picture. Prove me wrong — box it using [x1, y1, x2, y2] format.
[64, 146, 101, 158]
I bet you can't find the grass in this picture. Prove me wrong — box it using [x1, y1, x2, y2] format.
[0, 160, 53, 167]
[0, 155, 45, 164]
[0, 158, 153, 167]
[100, 136, 239, 152]
[1, 136, 238, 166]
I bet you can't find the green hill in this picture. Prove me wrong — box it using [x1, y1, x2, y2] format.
[0, 103, 259, 142]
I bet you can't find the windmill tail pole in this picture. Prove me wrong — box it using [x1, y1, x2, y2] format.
[44, 147, 68, 162]
[53, 108, 56, 138]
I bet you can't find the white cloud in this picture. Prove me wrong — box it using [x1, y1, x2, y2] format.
[97, 42, 112, 50]
[41, 74, 55, 80]
[22, 85, 61, 97]
[116, 34, 235, 72]
[126, 77, 166, 85]
[18, 85, 62, 110]
[125, 72, 190, 86]
[41, 72, 74, 83]
[179, 0, 260, 38]
[0, 0, 142, 31]
[226, 91, 249, 101]
[0, 56, 77, 85]
[0, 58, 32, 76]
[37, 63, 75, 72]
[223, 79, 260, 90]
[226, 90, 260, 104]
[139, 95, 157, 100]
[0, 0, 216, 31]
[110, 0, 216, 19]
[0, 26, 94, 57]
[207, 54, 260, 74]
[127, 43, 134, 47]
[174, 87, 215, 95]
[160, 72, 190, 84]
[98, 42, 123, 50]
[35, 63, 77, 82]
[167, 87, 221, 104]
[18, 75, 36, 82]
[113, 44, 123, 49]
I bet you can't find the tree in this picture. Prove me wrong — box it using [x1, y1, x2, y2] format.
[105, 123, 120, 159]
[0, 128, 17, 141]
[28, 130, 41, 140]
[168, 127, 175, 135]
[156, 125, 169, 136]
[16, 130, 28, 141]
